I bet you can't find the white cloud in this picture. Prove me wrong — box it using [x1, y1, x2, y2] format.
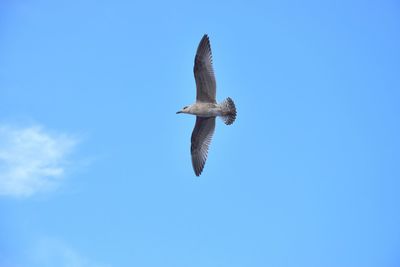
[27, 237, 110, 267]
[0, 124, 78, 197]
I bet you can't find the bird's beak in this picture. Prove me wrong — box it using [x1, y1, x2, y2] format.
[176, 111, 182, 114]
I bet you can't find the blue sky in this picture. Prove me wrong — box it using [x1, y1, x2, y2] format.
[1, 0, 400, 266]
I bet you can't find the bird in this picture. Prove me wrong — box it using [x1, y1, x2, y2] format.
[176, 34, 237, 176]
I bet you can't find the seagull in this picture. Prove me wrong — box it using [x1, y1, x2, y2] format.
[176, 34, 237, 176]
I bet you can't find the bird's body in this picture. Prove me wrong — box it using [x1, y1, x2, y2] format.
[177, 34, 237, 176]
[184, 102, 221, 117]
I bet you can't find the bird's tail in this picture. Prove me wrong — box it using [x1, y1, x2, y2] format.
[220, 97, 237, 125]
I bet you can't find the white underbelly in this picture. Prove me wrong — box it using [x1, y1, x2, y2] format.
[192, 106, 222, 117]
[196, 109, 221, 117]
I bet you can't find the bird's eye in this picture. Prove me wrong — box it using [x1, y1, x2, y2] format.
[183, 106, 188, 109]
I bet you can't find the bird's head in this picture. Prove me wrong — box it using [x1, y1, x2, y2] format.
[176, 105, 190, 114]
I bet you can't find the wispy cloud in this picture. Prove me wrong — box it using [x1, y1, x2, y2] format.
[31, 237, 110, 267]
[0, 124, 78, 197]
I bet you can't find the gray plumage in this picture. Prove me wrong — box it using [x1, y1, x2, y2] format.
[177, 34, 237, 176]
[194, 35, 216, 103]
[191, 117, 215, 176]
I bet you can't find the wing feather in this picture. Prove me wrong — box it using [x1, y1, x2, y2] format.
[191, 117, 216, 176]
[193, 34, 216, 103]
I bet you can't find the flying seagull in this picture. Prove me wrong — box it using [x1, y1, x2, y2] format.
[177, 34, 237, 176]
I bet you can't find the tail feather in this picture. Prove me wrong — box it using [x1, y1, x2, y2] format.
[220, 97, 237, 125]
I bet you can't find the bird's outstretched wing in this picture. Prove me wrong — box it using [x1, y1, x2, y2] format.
[191, 116, 216, 176]
[194, 34, 216, 103]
